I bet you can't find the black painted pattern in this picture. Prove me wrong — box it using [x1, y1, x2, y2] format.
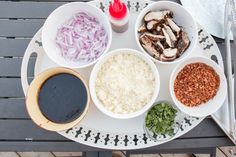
[114, 135, 119, 146]
[211, 55, 219, 64]
[133, 135, 138, 145]
[66, 128, 73, 134]
[35, 40, 42, 47]
[124, 135, 129, 146]
[84, 130, 91, 141]
[75, 127, 83, 138]
[104, 134, 110, 145]
[94, 133, 100, 144]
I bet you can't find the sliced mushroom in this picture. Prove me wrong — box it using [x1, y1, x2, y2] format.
[138, 24, 147, 33]
[144, 32, 165, 41]
[163, 48, 178, 58]
[155, 41, 164, 53]
[144, 11, 162, 22]
[139, 34, 152, 46]
[142, 44, 160, 59]
[163, 24, 177, 42]
[146, 20, 158, 30]
[152, 30, 158, 35]
[162, 28, 173, 47]
[160, 54, 176, 61]
[176, 31, 190, 56]
[162, 10, 173, 18]
[156, 26, 161, 32]
[166, 18, 181, 34]
[144, 10, 172, 22]
[138, 10, 189, 62]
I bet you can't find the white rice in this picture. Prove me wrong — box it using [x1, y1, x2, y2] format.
[95, 53, 155, 114]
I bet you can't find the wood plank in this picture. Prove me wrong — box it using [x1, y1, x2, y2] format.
[193, 155, 210, 157]
[0, 99, 29, 119]
[0, 19, 44, 37]
[127, 148, 215, 156]
[218, 146, 236, 157]
[52, 152, 82, 157]
[213, 36, 224, 44]
[0, 152, 19, 157]
[130, 155, 143, 157]
[82, 152, 99, 157]
[0, 141, 99, 152]
[160, 154, 190, 157]
[0, 120, 66, 140]
[216, 148, 227, 157]
[18, 152, 54, 157]
[0, 138, 230, 152]
[0, 39, 31, 57]
[0, 78, 25, 97]
[0, 119, 226, 140]
[98, 152, 112, 157]
[0, 2, 66, 19]
[130, 154, 161, 157]
[0, 58, 35, 77]
[112, 151, 125, 157]
[145, 138, 233, 150]
[180, 117, 226, 138]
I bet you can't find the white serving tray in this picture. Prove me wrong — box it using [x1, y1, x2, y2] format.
[21, 0, 228, 149]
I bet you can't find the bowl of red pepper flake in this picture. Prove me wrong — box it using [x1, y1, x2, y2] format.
[169, 56, 227, 117]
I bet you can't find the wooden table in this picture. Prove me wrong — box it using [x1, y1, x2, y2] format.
[0, 0, 234, 156]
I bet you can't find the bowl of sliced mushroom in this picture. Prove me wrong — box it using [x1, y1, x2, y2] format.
[135, 1, 198, 64]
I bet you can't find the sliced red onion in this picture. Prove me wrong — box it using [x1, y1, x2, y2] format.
[55, 12, 108, 63]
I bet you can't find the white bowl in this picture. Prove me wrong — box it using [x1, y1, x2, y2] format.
[89, 48, 160, 119]
[42, 2, 112, 69]
[135, 1, 198, 64]
[169, 57, 227, 117]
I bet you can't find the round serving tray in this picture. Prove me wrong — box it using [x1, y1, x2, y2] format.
[21, 0, 224, 150]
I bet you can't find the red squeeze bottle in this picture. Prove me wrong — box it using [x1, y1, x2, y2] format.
[108, 0, 129, 33]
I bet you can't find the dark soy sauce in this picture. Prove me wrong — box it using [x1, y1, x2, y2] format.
[38, 73, 87, 124]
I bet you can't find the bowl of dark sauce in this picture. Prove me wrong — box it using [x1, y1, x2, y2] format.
[26, 67, 90, 131]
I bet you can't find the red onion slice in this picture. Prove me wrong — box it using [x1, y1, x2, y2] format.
[55, 12, 108, 63]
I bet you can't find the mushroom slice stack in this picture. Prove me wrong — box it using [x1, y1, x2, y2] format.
[138, 24, 147, 33]
[160, 48, 178, 61]
[163, 24, 177, 42]
[139, 34, 160, 59]
[144, 10, 172, 22]
[176, 31, 190, 56]
[137, 9, 191, 62]
[147, 21, 158, 30]
[162, 28, 173, 48]
[166, 18, 181, 35]
[144, 33, 165, 41]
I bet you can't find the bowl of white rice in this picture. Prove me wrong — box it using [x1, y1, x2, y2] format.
[89, 48, 160, 119]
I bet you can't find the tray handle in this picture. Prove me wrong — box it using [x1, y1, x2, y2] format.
[21, 50, 39, 95]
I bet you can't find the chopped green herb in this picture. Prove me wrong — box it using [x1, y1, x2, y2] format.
[145, 102, 177, 135]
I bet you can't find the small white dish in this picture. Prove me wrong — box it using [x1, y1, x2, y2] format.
[42, 2, 112, 69]
[135, 1, 198, 64]
[89, 48, 160, 119]
[143, 101, 183, 141]
[169, 56, 227, 117]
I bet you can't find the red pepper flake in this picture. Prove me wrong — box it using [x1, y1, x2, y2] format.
[174, 63, 220, 107]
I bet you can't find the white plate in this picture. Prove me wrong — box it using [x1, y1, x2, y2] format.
[21, 0, 225, 150]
